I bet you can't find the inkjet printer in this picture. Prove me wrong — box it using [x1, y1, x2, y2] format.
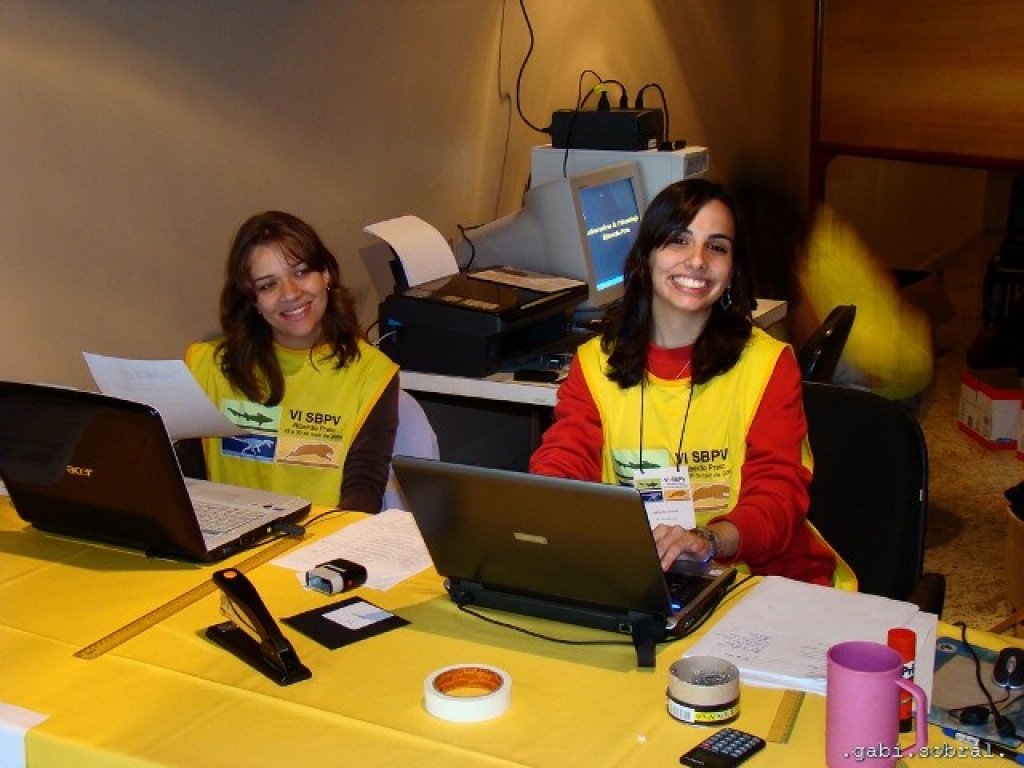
[378, 266, 588, 377]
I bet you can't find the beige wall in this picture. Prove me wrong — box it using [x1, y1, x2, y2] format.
[0, 0, 984, 391]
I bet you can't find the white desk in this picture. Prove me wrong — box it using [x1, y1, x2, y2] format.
[399, 300, 787, 468]
[401, 369, 562, 407]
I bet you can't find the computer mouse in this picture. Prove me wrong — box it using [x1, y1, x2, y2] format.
[993, 647, 1024, 689]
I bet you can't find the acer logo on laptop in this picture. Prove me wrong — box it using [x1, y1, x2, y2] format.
[66, 465, 94, 478]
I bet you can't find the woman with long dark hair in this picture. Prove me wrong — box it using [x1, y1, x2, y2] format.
[186, 211, 398, 512]
[530, 180, 850, 586]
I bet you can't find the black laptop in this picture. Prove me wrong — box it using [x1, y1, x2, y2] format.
[391, 456, 736, 666]
[0, 381, 310, 563]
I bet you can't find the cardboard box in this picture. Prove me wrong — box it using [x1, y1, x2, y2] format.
[958, 367, 1023, 449]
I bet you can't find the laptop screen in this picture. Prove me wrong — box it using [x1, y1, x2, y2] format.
[0, 381, 309, 562]
[0, 382, 207, 556]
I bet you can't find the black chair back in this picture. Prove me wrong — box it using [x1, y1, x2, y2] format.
[803, 382, 936, 606]
[797, 304, 857, 383]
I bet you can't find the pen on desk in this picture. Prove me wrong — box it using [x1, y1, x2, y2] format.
[941, 727, 1024, 764]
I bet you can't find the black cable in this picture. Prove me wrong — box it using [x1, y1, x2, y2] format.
[235, 507, 351, 554]
[636, 82, 672, 148]
[656, 576, 755, 655]
[957, 621, 1019, 739]
[576, 69, 604, 108]
[601, 78, 629, 109]
[456, 602, 633, 648]
[457, 223, 482, 271]
[453, 570, 752, 652]
[303, 507, 350, 527]
[557, 69, 605, 176]
[514, 0, 549, 135]
[722, 573, 757, 601]
[948, 690, 1021, 720]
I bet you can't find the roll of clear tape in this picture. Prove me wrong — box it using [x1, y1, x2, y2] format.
[423, 664, 512, 722]
[667, 656, 740, 725]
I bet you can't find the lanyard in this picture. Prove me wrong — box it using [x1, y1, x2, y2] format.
[639, 378, 695, 472]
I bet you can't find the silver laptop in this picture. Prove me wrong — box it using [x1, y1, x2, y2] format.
[0, 381, 310, 562]
[392, 456, 736, 667]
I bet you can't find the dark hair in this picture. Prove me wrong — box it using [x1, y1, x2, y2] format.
[601, 178, 754, 388]
[217, 211, 362, 405]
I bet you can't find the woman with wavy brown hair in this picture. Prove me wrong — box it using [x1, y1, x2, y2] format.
[186, 211, 398, 511]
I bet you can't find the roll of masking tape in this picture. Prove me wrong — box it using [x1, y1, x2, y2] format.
[423, 664, 512, 722]
[667, 656, 740, 725]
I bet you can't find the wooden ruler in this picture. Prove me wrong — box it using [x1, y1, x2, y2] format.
[74, 535, 303, 660]
[766, 689, 805, 743]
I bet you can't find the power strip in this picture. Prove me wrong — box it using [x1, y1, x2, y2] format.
[550, 108, 664, 151]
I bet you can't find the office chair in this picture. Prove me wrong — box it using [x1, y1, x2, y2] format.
[383, 389, 440, 510]
[802, 381, 946, 615]
[797, 304, 857, 383]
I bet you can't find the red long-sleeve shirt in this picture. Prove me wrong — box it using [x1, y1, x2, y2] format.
[530, 343, 836, 585]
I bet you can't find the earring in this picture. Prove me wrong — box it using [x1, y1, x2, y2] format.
[719, 286, 733, 310]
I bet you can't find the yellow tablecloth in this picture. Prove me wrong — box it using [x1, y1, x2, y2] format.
[0, 498, 1020, 767]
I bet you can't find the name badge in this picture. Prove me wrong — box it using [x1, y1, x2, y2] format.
[633, 465, 696, 530]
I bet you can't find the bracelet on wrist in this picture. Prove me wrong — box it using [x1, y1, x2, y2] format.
[693, 526, 720, 563]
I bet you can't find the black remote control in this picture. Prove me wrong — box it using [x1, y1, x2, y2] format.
[679, 728, 766, 768]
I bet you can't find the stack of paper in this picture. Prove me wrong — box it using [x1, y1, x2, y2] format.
[686, 576, 938, 696]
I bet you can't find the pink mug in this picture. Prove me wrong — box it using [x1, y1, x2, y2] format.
[826, 641, 929, 767]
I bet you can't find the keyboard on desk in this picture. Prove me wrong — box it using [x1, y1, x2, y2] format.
[194, 500, 267, 536]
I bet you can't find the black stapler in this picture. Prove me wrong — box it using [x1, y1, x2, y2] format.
[205, 568, 311, 686]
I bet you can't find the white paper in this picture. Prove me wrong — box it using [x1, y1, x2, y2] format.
[83, 353, 242, 440]
[324, 601, 396, 630]
[685, 576, 932, 696]
[0, 702, 48, 768]
[363, 215, 458, 287]
[471, 266, 584, 294]
[273, 509, 433, 590]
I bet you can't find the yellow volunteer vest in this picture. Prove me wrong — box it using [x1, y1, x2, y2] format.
[185, 339, 397, 507]
[576, 330, 855, 589]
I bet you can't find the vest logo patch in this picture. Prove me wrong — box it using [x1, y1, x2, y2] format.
[224, 402, 280, 432]
[221, 435, 276, 462]
[277, 437, 340, 469]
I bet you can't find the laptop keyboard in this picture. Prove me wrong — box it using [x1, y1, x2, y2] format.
[667, 573, 708, 611]
[194, 501, 264, 536]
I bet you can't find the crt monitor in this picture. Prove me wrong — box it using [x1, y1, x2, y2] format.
[458, 162, 645, 311]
